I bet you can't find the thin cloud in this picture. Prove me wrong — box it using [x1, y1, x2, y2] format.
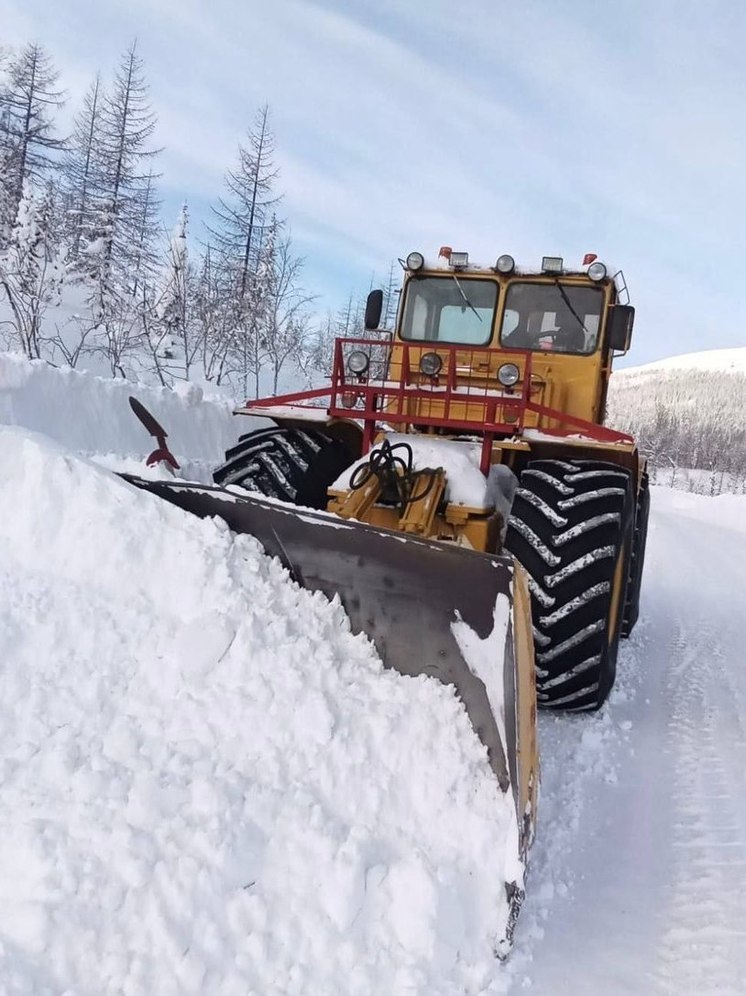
[3, 0, 746, 361]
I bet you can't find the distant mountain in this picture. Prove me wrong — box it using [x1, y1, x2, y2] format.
[607, 348, 746, 495]
[618, 346, 746, 377]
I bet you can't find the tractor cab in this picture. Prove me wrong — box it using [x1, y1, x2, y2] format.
[355, 249, 635, 452]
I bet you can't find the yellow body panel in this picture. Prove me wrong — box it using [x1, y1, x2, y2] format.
[328, 489, 503, 552]
[383, 273, 613, 432]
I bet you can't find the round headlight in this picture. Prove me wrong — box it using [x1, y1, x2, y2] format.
[496, 254, 515, 274]
[406, 251, 425, 271]
[497, 362, 520, 387]
[587, 261, 607, 282]
[419, 351, 442, 376]
[347, 349, 370, 375]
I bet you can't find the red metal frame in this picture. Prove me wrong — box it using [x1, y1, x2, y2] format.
[244, 338, 633, 475]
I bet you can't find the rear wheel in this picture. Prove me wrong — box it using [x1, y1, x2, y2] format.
[505, 459, 634, 711]
[621, 471, 650, 637]
[213, 426, 355, 509]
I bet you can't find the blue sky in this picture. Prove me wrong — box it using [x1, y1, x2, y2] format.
[4, 0, 746, 363]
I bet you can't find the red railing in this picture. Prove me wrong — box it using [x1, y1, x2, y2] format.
[243, 338, 633, 474]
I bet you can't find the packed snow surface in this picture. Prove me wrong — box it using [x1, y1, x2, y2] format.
[0, 425, 519, 995]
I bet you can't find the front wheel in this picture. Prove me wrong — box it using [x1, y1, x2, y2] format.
[505, 459, 635, 711]
[213, 426, 355, 509]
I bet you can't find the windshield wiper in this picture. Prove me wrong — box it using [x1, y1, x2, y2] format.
[452, 274, 482, 322]
[554, 279, 590, 337]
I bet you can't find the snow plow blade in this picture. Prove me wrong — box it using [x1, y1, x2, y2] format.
[121, 476, 534, 797]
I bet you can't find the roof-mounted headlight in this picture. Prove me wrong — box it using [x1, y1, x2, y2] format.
[495, 254, 515, 274]
[587, 260, 607, 282]
[497, 362, 520, 387]
[541, 256, 563, 273]
[346, 350, 370, 375]
[406, 251, 425, 271]
[449, 251, 469, 268]
[419, 351, 442, 376]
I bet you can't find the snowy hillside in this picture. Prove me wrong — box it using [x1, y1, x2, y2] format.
[619, 345, 746, 376]
[607, 349, 746, 495]
[2, 354, 746, 994]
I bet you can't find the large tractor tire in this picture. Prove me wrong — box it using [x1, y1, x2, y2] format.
[213, 426, 355, 509]
[505, 458, 635, 711]
[621, 470, 650, 638]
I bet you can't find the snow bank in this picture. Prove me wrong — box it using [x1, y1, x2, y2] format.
[650, 484, 746, 535]
[0, 425, 517, 995]
[0, 351, 251, 480]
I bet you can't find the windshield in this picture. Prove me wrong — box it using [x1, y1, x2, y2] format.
[499, 283, 604, 355]
[400, 276, 498, 345]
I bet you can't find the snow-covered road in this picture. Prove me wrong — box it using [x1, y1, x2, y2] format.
[503, 487, 746, 995]
[3, 355, 746, 994]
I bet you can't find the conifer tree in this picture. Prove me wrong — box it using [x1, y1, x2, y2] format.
[63, 74, 104, 260]
[0, 179, 65, 358]
[97, 41, 160, 286]
[0, 44, 65, 217]
[208, 104, 280, 302]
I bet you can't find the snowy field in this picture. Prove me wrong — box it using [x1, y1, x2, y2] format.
[2, 353, 746, 994]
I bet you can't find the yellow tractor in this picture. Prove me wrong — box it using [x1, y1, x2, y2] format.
[125, 247, 648, 954]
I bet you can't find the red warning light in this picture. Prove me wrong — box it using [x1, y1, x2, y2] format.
[583, 253, 598, 266]
[439, 246, 453, 260]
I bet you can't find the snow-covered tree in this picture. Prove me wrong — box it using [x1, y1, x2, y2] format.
[0, 147, 15, 246]
[63, 74, 105, 261]
[0, 179, 65, 358]
[206, 105, 283, 393]
[76, 196, 140, 377]
[207, 104, 280, 300]
[128, 167, 161, 293]
[145, 202, 197, 382]
[381, 260, 399, 329]
[302, 311, 337, 382]
[194, 246, 237, 386]
[0, 44, 65, 219]
[258, 227, 315, 393]
[97, 41, 161, 287]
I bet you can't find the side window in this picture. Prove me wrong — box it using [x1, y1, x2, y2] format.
[407, 295, 428, 340]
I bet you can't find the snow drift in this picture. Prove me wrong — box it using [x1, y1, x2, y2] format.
[0, 425, 518, 995]
[0, 351, 248, 480]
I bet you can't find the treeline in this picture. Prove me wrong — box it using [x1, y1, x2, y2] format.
[0, 40, 390, 392]
[607, 367, 746, 495]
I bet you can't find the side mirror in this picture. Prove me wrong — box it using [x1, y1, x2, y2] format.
[607, 304, 635, 352]
[364, 289, 384, 331]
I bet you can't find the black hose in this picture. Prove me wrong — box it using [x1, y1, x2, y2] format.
[350, 439, 437, 508]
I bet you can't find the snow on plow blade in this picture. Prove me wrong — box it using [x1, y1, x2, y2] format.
[121, 476, 534, 840]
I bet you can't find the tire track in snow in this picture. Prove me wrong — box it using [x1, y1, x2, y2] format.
[653, 612, 746, 995]
[501, 487, 746, 995]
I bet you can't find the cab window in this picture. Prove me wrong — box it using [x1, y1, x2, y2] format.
[499, 283, 604, 355]
[400, 277, 498, 346]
